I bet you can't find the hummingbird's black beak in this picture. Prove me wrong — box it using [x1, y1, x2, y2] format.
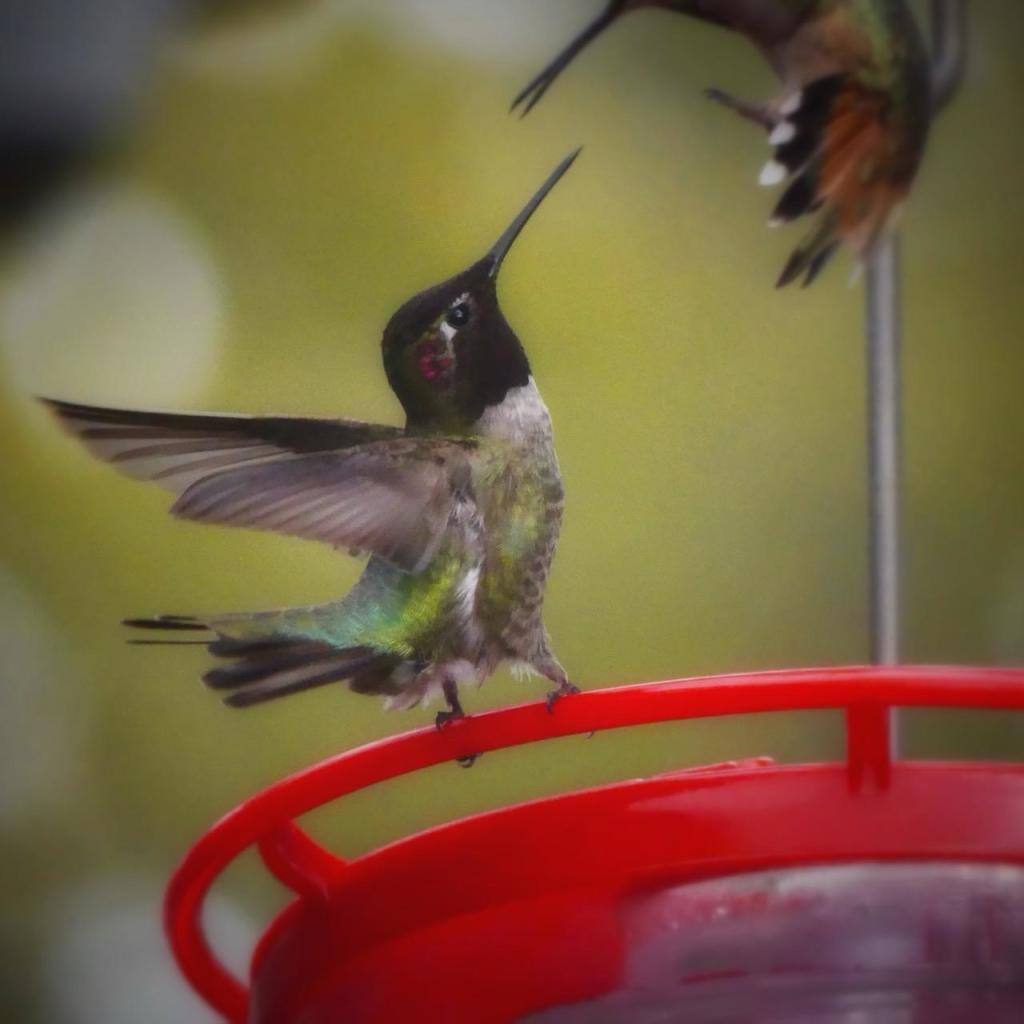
[511, 1, 629, 117]
[486, 148, 582, 279]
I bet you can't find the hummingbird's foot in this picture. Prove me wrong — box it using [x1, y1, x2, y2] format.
[704, 87, 777, 131]
[436, 679, 479, 764]
[434, 708, 464, 730]
[545, 681, 580, 714]
[436, 677, 466, 730]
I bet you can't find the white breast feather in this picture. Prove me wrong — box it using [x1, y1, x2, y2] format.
[476, 377, 552, 443]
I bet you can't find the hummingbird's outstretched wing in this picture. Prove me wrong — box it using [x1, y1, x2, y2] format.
[42, 399, 403, 491]
[43, 398, 470, 573]
[169, 438, 475, 574]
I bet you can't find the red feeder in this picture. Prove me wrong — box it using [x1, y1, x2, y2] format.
[167, 666, 1024, 1022]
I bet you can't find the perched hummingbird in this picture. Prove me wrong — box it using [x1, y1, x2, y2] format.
[513, 0, 932, 287]
[43, 151, 581, 726]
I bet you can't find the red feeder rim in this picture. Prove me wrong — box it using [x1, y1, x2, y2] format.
[165, 664, 1024, 1022]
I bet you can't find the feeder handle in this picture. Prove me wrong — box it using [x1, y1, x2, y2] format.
[165, 666, 1024, 1022]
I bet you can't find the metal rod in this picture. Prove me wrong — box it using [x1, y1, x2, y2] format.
[930, 0, 968, 113]
[865, 237, 903, 668]
[860, 0, 967, 754]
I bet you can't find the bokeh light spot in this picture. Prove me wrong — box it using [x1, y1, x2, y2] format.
[0, 184, 223, 407]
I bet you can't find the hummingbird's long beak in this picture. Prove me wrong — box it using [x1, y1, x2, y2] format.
[486, 148, 582, 279]
[510, 1, 629, 117]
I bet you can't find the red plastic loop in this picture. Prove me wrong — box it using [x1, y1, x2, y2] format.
[257, 821, 346, 898]
[164, 665, 1024, 1022]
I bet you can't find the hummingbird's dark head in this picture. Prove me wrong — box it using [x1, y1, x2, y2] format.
[382, 149, 580, 433]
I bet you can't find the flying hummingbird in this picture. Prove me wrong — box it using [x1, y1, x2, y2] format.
[513, 0, 932, 287]
[43, 151, 581, 727]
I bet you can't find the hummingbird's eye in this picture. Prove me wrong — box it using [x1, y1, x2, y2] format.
[445, 302, 471, 329]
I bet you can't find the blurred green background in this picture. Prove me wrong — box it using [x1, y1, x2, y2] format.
[1, 1, 1022, 1019]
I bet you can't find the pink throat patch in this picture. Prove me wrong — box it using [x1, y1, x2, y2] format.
[417, 337, 454, 385]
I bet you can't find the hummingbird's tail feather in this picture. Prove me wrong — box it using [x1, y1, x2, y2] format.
[125, 606, 403, 707]
[763, 75, 926, 287]
[208, 640, 391, 709]
[123, 614, 209, 632]
[128, 638, 212, 646]
[775, 217, 840, 290]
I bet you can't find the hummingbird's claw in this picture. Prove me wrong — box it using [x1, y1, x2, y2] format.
[436, 682, 478, 765]
[434, 707, 464, 731]
[436, 677, 467, 731]
[545, 681, 580, 714]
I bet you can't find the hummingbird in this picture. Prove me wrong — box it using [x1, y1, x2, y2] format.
[43, 151, 582, 727]
[513, 0, 932, 287]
